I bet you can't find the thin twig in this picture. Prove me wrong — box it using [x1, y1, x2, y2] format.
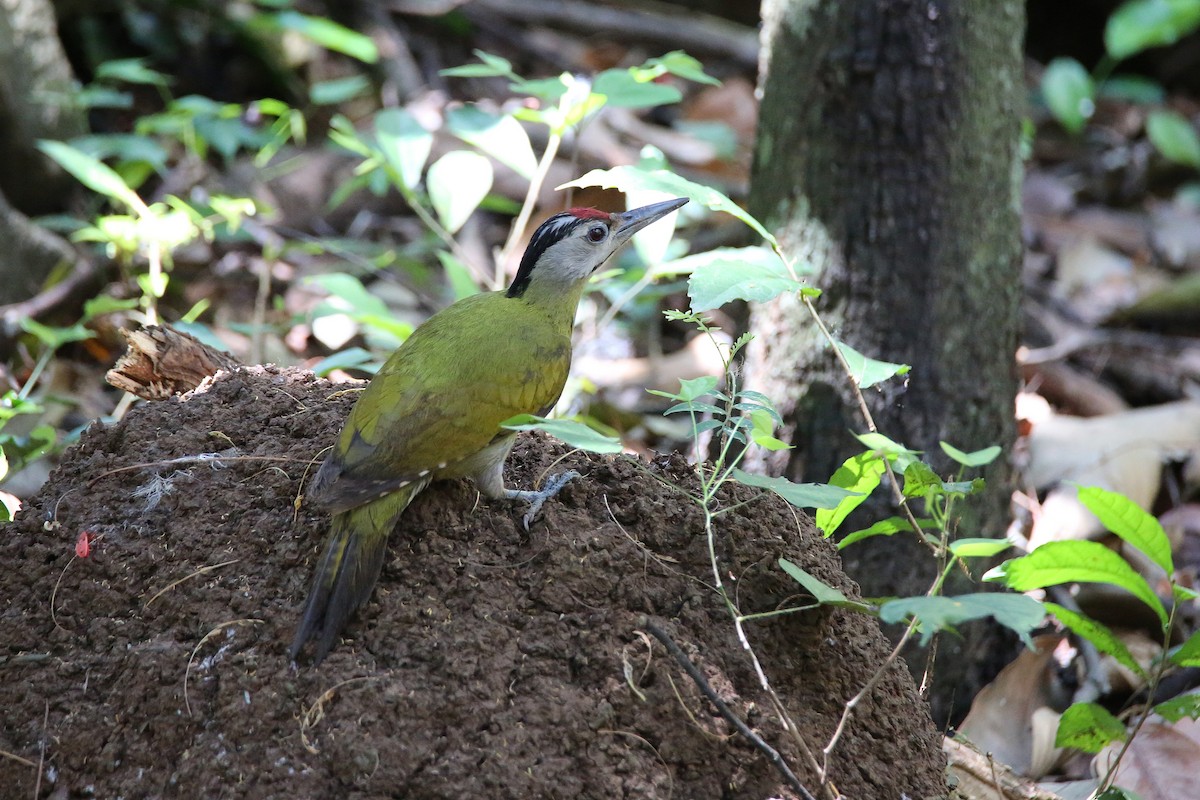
[642, 620, 817, 800]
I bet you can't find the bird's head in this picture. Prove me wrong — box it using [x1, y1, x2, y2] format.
[507, 197, 688, 298]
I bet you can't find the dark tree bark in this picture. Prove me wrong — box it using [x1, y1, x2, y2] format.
[747, 0, 1024, 725]
[0, 0, 87, 305]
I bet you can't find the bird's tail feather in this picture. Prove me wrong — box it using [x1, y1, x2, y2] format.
[289, 481, 426, 664]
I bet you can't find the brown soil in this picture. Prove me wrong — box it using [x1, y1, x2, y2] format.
[1, 366, 946, 799]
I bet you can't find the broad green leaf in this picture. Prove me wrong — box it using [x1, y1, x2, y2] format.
[1170, 628, 1200, 667]
[502, 414, 622, 453]
[1076, 485, 1173, 574]
[984, 540, 1168, 627]
[1099, 75, 1167, 103]
[436, 250, 480, 301]
[38, 140, 144, 210]
[1154, 692, 1200, 722]
[644, 51, 720, 86]
[1147, 109, 1200, 168]
[902, 461, 941, 498]
[427, 150, 492, 233]
[852, 432, 921, 472]
[654, 246, 787, 281]
[559, 166, 777, 247]
[940, 442, 1002, 468]
[592, 69, 681, 108]
[732, 468, 858, 510]
[749, 409, 791, 451]
[20, 318, 94, 349]
[95, 57, 171, 87]
[653, 375, 718, 403]
[1044, 601, 1146, 679]
[686, 248, 802, 311]
[839, 517, 933, 549]
[1055, 702, 1126, 753]
[815, 451, 886, 537]
[879, 593, 1044, 646]
[834, 341, 910, 387]
[440, 51, 519, 81]
[778, 559, 871, 611]
[445, 106, 538, 180]
[82, 294, 139, 321]
[311, 347, 376, 376]
[1041, 57, 1095, 134]
[949, 538, 1012, 558]
[270, 11, 379, 63]
[1105, 0, 1200, 59]
[310, 75, 371, 105]
[375, 108, 432, 191]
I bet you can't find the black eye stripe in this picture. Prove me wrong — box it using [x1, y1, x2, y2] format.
[506, 212, 587, 298]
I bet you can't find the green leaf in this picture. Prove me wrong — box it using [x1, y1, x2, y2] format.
[20, 318, 94, 349]
[1041, 57, 1095, 134]
[663, 375, 719, 403]
[815, 451, 886, 537]
[1075, 485, 1173, 574]
[1055, 702, 1126, 753]
[95, 58, 170, 87]
[592, 69, 682, 108]
[436, 250, 481, 301]
[1105, 0, 1200, 59]
[501, 414, 622, 454]
[879, 593, 1044, 646]
[838, 517, 933, 549]
[853, 432, 921, 471]
[940, 442, 1002, 468]
[1153, 692, 1200, 722]
[427, 150, 492, 234]
[1147, 109, 1200, 169]
[38, 140, 144, 210]
[984, 540, 1168, 628]
[559, 166, 778, 247]
[732, 468, 858, 510]
[949, 538, 1012, 558]
[749, 409, 791, 451]
[311, 347, 377, 376]
[445, 105, 538, 180]
[82, 294, 139, 322]
[1044, 602, 1146, 679]
[270, 10, 379, 63]
[1099, 74, 1167, 103]
[374, 108, 432, 191]
[683, 248, 802, 311]
[835, 341, 910, 387]
[440, 51, 519, 81]
[644, 51, 721, 86]
[778, 559, 872, 611]
[1170, 628, 1200, 667]
[310, 75, 372, 105]
[902, 461, 941, 498]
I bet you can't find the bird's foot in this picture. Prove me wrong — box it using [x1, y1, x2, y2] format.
[506, 470, 581, 530]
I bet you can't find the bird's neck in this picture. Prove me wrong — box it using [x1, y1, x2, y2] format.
[510, 277, 588, 331]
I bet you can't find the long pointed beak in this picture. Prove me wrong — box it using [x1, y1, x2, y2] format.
[612, 197, 688, 244]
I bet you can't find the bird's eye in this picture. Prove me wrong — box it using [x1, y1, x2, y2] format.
[586, 224, 607, 243]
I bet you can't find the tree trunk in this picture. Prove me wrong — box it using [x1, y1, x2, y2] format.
[747, 0, 1024, 725]
[0, 0, 87, 304]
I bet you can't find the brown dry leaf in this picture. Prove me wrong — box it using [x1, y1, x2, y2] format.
[1023, 401, 1200, 548]
[958, 635, 1072, 779]
[1093, 716, 1200, 800]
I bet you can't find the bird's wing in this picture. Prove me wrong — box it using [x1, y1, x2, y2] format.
[313, 293, 570, 512]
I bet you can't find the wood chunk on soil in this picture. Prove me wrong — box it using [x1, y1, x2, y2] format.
[0, 366, 947, 799]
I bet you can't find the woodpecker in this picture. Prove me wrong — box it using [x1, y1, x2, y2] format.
[290, 197, 688, 664]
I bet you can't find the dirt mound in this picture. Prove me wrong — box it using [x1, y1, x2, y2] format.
[1, 366, 946, 799]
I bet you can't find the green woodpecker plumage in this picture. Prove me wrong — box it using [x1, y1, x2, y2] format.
[290, 197, 688, 663]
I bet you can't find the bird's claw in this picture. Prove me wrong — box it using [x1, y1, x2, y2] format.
[507, 470, 581, 531]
